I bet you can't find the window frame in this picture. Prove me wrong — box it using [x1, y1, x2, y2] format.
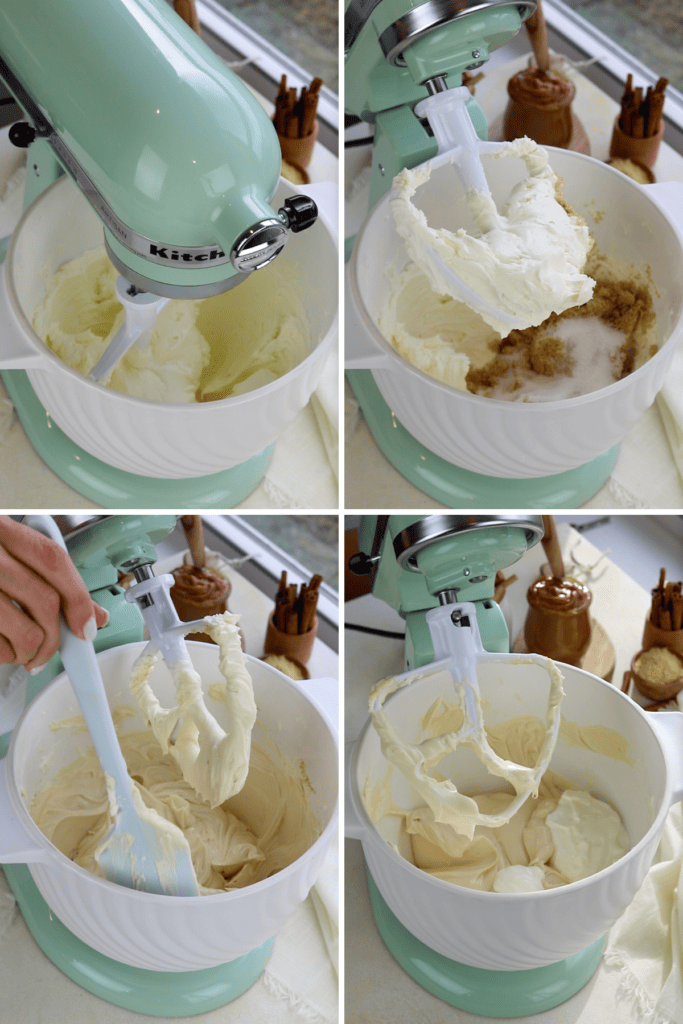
[543, 0, 683, 154]
[202, 514, 339, 652]
[196, 0, 339, 154]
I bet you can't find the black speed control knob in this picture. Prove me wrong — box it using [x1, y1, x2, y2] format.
[9, 121, 36, 148]
[348, 552, 378, 576]
[280, 195, 318, 233]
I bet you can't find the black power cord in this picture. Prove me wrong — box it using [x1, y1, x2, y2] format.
[345, 622, 405, 640]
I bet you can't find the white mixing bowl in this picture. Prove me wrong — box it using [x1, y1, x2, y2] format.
[0, 644, 338, 971]
[346, 152, 683, 478]
[347, 659, 683, 971]
[0, 175, 338, 478]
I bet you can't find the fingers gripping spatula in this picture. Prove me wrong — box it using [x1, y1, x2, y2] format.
[25, 515, 199, 896]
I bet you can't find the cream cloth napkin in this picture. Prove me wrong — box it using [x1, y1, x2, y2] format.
[656, 336, 683, 501]
[239, 341, 338, 508]
[260, 886, 339, 1024]
[604, 802, 683, 1024]
[310, 340, 339, 485]
[310, 835, 339, 978]
[586, 402, 683, 509]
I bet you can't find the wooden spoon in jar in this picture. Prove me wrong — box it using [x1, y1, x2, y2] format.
[181, 515, 206, 569]
[525, 0, 550, 72]
[541, 514, 565, 579]
[173, 0, 201, 36]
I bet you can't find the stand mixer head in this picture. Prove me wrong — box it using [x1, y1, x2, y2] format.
[345, 0, 536, 208]
[0, 0, 319, 301]
[351, 514, 543, 664]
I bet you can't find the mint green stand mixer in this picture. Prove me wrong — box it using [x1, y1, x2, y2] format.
[0, 515, 273, 1016]
[344, 0, 619, 508]
[0, 0, 320, 507]
[349, 514, 608, 1017]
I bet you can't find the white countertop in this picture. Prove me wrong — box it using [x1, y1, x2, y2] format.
[0, 548, 339, 1024]
[345, 52, 683, 510]
[344, 523, 668, 1023]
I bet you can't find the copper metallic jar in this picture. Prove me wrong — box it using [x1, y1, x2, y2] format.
[524, 576, 592, 666]
[169, 564, 230, 643]
[503, 68, 575, 149]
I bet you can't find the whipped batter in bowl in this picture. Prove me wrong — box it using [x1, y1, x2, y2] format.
[365, 708, 631, 893]
[30, 614, 320, 894]
[348, 148, 683, 479]
[0, 174, 338, 478]
[348, 659, 683, 971]
[0, 641, 338, 970]
[31, 246, 312, 404]
[32, 727, 321, 895]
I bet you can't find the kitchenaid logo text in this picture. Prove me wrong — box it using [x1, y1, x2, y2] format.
[148, 244, 226, 262]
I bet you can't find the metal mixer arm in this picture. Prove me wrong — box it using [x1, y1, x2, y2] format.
[125, 568, 201, 668]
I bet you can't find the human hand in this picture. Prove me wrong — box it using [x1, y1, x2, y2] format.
[0, 516, 109, 672]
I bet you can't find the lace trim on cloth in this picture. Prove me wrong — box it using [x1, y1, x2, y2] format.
[260, 477, 306, 509]
[0, 395, 15, 448]
[602, 476, 648, 509]
[604, 951, 678, 1024]
[263, 971, 334, 1024]
[0, 872, 16, 943]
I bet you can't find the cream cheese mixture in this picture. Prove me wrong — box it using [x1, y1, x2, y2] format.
[364, 709, 630, 892]
[130, 613, 256, 808]
[390, 138, 594, 336]
[377, 248, 657, 402]
[32, 247, 311, 402]
[32, 729, 320, 894]
[369, 661, 564, 841]
[383, 138, 658, 402]
[30, 612, 320, 893]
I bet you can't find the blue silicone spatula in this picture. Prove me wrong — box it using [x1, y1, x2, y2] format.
[25, 515, 199, 896]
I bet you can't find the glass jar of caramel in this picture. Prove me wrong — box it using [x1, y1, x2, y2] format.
[503, 68, 575, 149]
[524, 576, 592, 666]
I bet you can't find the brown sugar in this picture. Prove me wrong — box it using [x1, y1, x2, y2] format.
[466, 248, 656, 396]
[530, 334, 574, 376]
[634, 647, 683, 685]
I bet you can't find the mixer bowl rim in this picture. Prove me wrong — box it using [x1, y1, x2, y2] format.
[350, 661, 674, 900]
[6, 643, 339, 903]
[350, 146, 683, 411]
[6, 175, 339, 410]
